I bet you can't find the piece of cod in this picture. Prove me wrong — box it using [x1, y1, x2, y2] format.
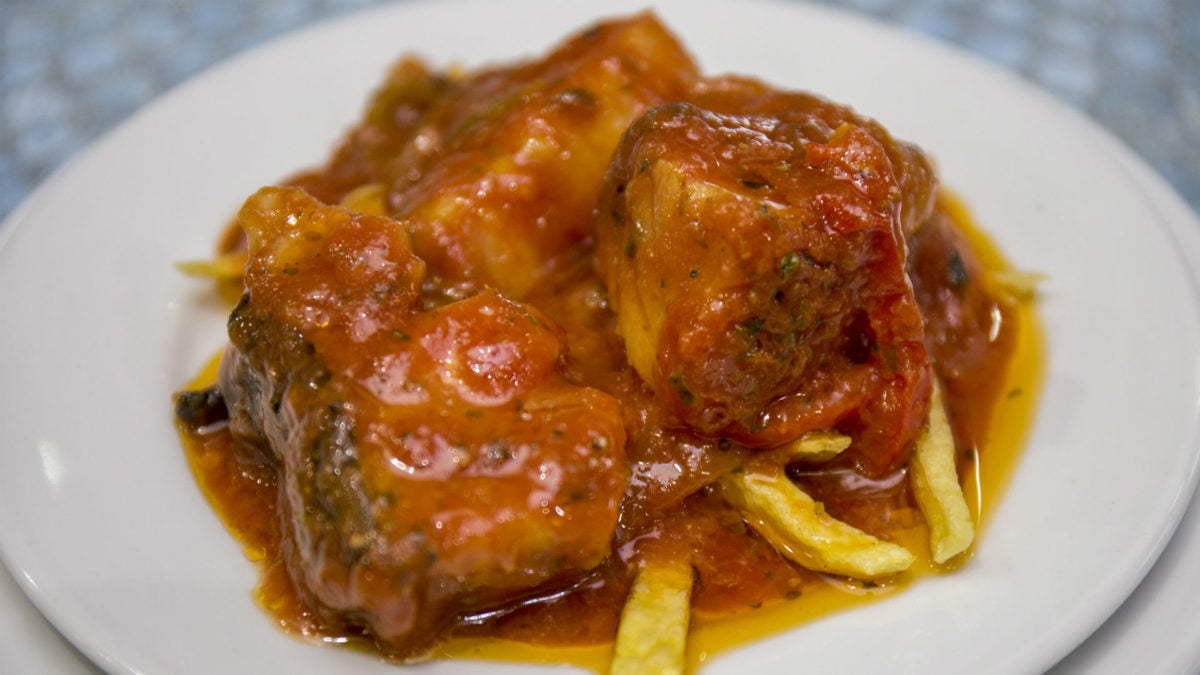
[291, 12, 701, 302]
[595, 81, 937, 476]
[218, 187, 627, 659]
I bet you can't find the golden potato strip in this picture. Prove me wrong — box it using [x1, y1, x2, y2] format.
[988, 268, 1046, 301]
[910, 380, 975, 563]
[719, 470, 914, 579]
[174, 250, 246, 281]
[339, 182, 388, 216]
[610, 556, 693, 675]
[784, 430, 852, 462]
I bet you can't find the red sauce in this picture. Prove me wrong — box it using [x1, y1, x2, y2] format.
[173, 13, 1043, 671]
[177, 192, 1042, 671]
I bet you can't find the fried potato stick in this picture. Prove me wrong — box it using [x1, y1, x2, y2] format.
[339, 182, 388, 216]
[610, 555, 694, 675]
[988, 268, 1046, 301]
[910, 379, 976, 563]
[784, 430, 852, 463]
[720, 469, 914, 579]
[174, 251, 246, 282]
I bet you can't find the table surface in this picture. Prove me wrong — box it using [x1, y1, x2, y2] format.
[2, 0, 1199, 673]
[3, 0, 1198, 221]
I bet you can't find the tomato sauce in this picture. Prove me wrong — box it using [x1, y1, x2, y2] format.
[173, 13, 1045, 670]
[176, 190, 1042, 671]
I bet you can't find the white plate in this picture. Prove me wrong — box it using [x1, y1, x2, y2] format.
[1043, 134, 1200, 675]
[2, 1, 1199, 673]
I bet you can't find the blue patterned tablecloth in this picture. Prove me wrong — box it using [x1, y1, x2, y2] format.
[1, 0, 1198, 222]
[1, 1, 1199, 673]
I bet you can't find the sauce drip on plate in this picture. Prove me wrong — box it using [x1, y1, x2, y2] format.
[176, 192, 1041, 671]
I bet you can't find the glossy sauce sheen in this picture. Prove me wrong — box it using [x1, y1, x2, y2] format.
[178, 197, 1040, 670]
[175, 13, 1042, 672]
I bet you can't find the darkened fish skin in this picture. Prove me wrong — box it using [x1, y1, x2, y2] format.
[219, 186, 627, 659]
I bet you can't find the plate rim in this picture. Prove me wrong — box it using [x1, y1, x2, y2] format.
[2, 1, 1200, 673]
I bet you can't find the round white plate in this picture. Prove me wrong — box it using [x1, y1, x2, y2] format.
[2, 1, 1199, 673]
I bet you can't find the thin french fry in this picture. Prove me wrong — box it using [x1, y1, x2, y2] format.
[610, 556, 693, 675]
[339, 182, 388, 216]
[174, 250, 246, 281]
[988, 268, 1046, 301]
[719, 469, 914, 579]
[910, 379, 976, 563]
[784, 430, 852, 462]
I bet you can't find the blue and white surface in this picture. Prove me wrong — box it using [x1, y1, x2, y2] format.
[1, 1, 1198, 673]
